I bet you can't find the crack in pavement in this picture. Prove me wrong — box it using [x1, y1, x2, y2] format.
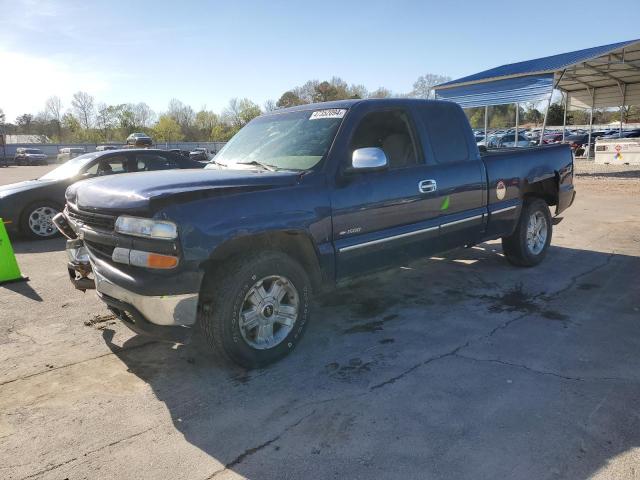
[203, 410, 317, 479]
[0, 340, 157, 388]
[367, 253, 618, 392]
[454, 354, 631, 383]
[542, 252, 615, 300]
[17, 424, 158, 480]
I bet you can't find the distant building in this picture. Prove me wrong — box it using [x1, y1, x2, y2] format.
[5, 134, 52, 144]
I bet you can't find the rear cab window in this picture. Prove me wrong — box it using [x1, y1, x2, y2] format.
[415, 102, 473, 164]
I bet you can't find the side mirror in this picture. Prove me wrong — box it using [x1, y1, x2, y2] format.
[348, 147, 388, 173]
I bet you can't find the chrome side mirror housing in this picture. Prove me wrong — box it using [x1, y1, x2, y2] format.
[349, 147, 388, 173]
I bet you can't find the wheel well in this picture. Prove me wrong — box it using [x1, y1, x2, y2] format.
[522, 174, 558, 206]
[201, 231, 324, 291]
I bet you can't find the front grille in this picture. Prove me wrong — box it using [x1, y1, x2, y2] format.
[66, 207, 116, 231]
[85, 240, 115, 260]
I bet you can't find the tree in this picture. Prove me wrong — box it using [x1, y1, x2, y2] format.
[16, 113, 34, 134]
[410, 73, 451, 99]
[45, 96, 63, 140]
[312, 81, 340, 102]
[133, 102, 155, 128]
[195, 109, 219, 139]
[71, 91, 95, 129]
[347, 84, 368, 99]
[223, 98, 261, 129]
[277, 91, 305, 108]
[167, 99, 195, 129]
[263, 99, 277, 112]
[95, 103, 120, 140]
[0, 108, 5, 124]
[62, 113, 81, 141]
[368, 87, 392, 99]
[546, 103, 565, 126]
[526, 108, 543, 125]
[153, 115, 184, 142]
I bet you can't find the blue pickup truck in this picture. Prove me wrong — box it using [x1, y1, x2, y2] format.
[56, 99, 575, 367]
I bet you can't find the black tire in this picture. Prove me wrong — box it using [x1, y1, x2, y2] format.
[199, 251, 312, 368]
[20, 201, 62, 240]
[501, 198, 552, 267]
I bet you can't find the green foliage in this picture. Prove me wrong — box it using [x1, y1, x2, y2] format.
[546, 103, 565, 126]
[277, 91, 305, 108]
[153, 115, 184, 142]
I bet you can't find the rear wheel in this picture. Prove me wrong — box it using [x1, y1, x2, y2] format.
[20, 202, 61, 240]
[502, 198, 552, 267]
[199, 251, 312, 368]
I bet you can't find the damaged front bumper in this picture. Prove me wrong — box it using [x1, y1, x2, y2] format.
[66, 238, 95, 291]
[55, 209, 200, 343]
[95, 269, 197, 343]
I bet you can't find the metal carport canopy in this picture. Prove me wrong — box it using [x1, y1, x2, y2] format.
[433, 39, 640, 110]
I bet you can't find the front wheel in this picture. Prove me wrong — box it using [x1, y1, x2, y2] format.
[20, 202, 61, 240]
[199, 251, 312, 368]
[501, 198, 552, 267]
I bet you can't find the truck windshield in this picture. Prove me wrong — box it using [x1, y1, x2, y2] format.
[208, 109, 346, 171]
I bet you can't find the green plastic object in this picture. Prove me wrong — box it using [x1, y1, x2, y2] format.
[440, 195, 450, 211]
[0, 219, 27, 285]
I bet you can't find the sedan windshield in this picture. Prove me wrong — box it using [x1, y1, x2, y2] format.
[207, 109, 346, 171]
[39, 153, 101, 180]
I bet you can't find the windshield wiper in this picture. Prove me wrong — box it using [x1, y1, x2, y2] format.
[236, 160, 278, 171]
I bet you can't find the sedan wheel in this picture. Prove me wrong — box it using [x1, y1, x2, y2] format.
[26, 205, 60, 238]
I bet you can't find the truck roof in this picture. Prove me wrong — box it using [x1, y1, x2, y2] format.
[268, 98, 453, 115]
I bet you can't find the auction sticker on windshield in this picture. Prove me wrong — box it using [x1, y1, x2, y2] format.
[309, 109, 347, 120]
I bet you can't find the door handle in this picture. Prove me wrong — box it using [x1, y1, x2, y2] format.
[418, 179, 437, 193]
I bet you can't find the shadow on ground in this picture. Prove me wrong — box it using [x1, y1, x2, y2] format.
[576, 169, 640, 179]
[102, 243, 640, 479]
[10, 236, 66, 254]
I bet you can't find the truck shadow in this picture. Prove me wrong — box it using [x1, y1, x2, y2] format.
[101, 243, 640, 479]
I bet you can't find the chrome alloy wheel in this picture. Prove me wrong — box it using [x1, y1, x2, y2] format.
[28, 206, 59, 237]
[239, 275, 299, 350]
[526, 210, 548, 255]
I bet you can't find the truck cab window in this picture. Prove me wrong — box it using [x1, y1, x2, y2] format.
[351, 110, 418, 168]
[418, 103, 470, 164]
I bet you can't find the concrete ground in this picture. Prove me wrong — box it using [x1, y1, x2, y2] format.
[1, 163, 639, 480]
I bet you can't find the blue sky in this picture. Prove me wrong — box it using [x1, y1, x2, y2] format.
[1, 0, 639, 121]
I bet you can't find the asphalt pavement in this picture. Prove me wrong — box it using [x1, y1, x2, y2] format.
[1, 164, 639, 479]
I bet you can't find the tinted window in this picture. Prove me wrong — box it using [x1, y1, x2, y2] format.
[418, 103, 470, 163]
[85, 155, 128, 175]
[135, 152, 178, 171]
[26, 149, 43, 154]
[350, 110, 418, 169]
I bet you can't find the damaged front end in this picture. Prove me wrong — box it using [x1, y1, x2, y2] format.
[53, 212, 95, 291]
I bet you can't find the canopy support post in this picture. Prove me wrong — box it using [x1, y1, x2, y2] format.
[619, 82, 627, 137]
[587, 87, 595, 159]
[562, 91, 568, 142]
[539, 70, 565, 146]
[514, 103, 519, 147]
[484, 105, 488, 144]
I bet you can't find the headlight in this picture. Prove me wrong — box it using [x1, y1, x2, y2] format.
[114, 216, 177, 239]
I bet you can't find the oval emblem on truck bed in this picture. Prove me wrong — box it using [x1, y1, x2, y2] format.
[496, 180, 506, 200]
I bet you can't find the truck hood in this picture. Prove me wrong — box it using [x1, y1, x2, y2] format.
[66, 168, 301, 212]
